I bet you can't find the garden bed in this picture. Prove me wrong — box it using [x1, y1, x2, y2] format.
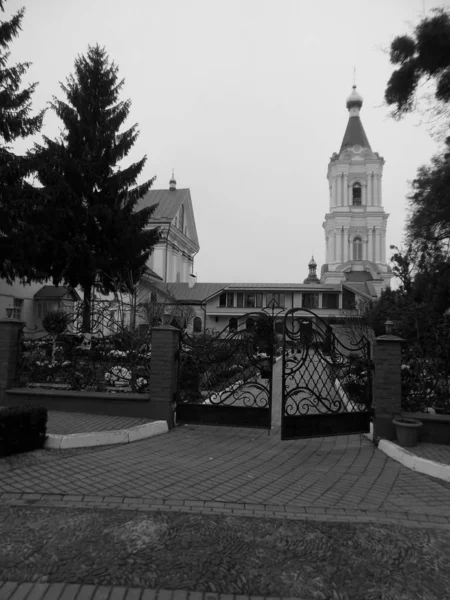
[5, 387, 155, 419]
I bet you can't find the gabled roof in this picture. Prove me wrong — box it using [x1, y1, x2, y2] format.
[152, 282, 229, 303]
[137, 187, 200, 249]
[340, 116, 371, 152]
[137, 188, 191, 221]
[34, 286, 81, 301]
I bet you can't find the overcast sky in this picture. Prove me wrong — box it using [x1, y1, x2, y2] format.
[11, 0, 447, 283]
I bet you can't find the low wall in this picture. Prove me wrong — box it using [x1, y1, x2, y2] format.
[4, 387, 156, 419]
[403, 412, 450, 446]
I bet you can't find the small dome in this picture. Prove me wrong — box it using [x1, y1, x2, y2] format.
[308, 255, 317, 267]
[346, 85, 363, 110]
[169, 169, 176, 190]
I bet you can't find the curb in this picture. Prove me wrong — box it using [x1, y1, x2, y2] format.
[44, 420, 169, 449]
[377, 439, 450, 483]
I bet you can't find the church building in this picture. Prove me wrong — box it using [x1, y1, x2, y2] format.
[320, 85, 393, 295]
[0, 86, 392, 332]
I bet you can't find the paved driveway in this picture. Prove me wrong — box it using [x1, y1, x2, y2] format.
[2, 424, 450, 516]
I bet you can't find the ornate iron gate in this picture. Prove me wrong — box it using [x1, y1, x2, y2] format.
[177, 310, 276, 429]
[281, 308, 373, 440]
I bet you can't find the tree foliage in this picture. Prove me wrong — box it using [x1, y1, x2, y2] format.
[31, 45, 160, 332]
[0, 0, 44, 283]
[385, 8, 450, 119]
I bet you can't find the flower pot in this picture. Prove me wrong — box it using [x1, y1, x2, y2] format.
[392, 417, 422, 448]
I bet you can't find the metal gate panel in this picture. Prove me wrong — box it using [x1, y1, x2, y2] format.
[177, 309, 277, 429]
[281, 308, 373, 440]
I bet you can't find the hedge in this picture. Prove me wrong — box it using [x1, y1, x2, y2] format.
[0, 405, 48, 457]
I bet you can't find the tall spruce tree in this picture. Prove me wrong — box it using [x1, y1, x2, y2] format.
[32, 45, 160, 332]
[0, 0, 44, 283]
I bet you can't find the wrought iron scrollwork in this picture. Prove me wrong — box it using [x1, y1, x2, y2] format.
[178, 308, 280, 410]
[282, 308, 372, 419]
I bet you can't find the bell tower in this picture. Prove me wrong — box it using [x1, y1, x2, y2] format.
[320, 86, 393, 296]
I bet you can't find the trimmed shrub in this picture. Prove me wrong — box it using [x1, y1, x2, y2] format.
[0, 405, 48, 457]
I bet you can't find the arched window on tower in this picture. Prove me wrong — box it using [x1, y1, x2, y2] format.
[353, 236, 362, 260]
[352, 183, 362, 206]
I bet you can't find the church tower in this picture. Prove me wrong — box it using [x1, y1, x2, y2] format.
[320, 86, 392, 296]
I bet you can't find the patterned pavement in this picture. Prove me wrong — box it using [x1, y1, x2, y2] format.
[45, 412, 151, 435]
[1, 424, 450, 518]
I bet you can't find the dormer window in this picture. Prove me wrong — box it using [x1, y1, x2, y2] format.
[353, 236, 362, 260]
[352, 183, 362, 206]
[180, 205, 185, 232]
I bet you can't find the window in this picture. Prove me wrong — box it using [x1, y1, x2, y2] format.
[13, 298, 23, 319]
[243, 293, 262, 308]
[179, 205, 185, 232]
[246, 318, 255, 330]
[353, 236, 362, 260]
[343, 289, 356, 310]
[302, 293, 319, 309]
[352, 183, 362, 206]
[322, 293, 339, 309]
[266, 293, 285, 308]
[193, 316, 202, 332]
[219, 292, 234, 307]
[236, 293, 244, 308]
[229, 317, 238, 331]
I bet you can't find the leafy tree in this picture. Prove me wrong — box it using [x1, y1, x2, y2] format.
[31, 44, 160, 332]
[0, 0, 44, 283]
[385, 8, 450, 120]
[406, 138, 450, 248]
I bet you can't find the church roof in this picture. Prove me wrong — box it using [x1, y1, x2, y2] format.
[340, 116, 371, 152]
[137, 187, 200, 248]
[137, 188, 191, 222]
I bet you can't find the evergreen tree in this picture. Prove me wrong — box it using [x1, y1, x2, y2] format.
[0, 0, 44, 283]
[32, 44, 160, 332]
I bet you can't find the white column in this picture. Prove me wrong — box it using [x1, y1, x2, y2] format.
[363, 238, 367, 261]
[375, 228, 381, 263]
[373, 174, 379, 206]
[362, 183, 367, 206]
[337, 174, 342, 207]
[367, 173, 372, 206]
[335, 228, 340, 262]
[343, 227, 349, 262]
[381, 231, 386, 262]
[343, 174, 348, 206]
[368, 228, 373, 262]
[331, 177, 336, 208]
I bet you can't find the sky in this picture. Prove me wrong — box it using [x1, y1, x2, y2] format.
[10, 0, 449, 283]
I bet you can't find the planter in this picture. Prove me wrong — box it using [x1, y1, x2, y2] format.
[392, 417, 422, 447]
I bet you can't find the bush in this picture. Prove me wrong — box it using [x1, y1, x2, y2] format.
[0, 405, 48, 457]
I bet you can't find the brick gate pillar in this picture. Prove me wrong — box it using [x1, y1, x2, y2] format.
[149, 326, 180, 429]
[372, 330, 404, 441]
[0, 319, 24, 405]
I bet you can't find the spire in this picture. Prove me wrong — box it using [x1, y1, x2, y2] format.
[303, 255, 320, 284]
[169, 169, 176, 190]
[340, 85, 371, 153]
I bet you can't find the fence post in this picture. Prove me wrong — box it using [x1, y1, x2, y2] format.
[0, 319, 24, 405]
[149, 325, 180, 429]
[372, 332, 404, 441]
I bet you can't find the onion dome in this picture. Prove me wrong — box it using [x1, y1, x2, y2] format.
[304, 256, 320, 284]
[346, 85, 363, 111]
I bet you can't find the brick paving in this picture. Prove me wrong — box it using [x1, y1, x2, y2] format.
[1, 424, 450, 518]
[45, 412, 151, 435]
[0, 582, 294, 600]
